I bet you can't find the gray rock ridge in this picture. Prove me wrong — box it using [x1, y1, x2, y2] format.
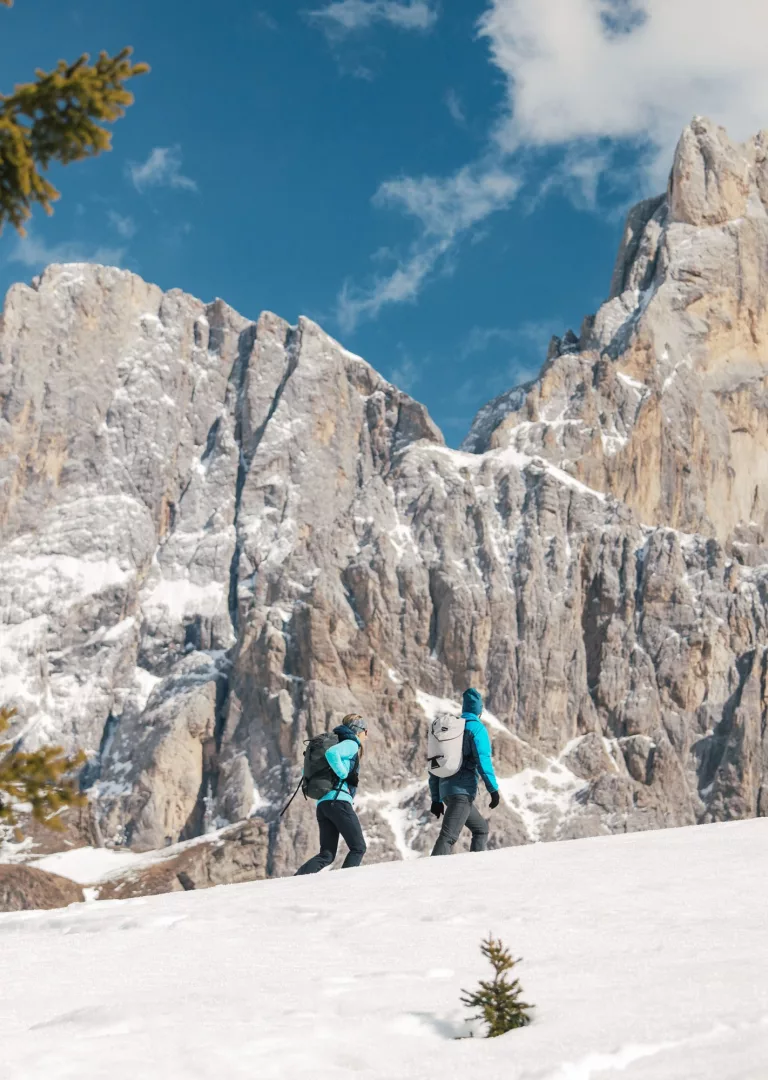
[463, 117, 768, 549]
[1, 118, 767, 878]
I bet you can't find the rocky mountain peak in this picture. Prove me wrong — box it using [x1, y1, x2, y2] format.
[465, 118, 768, 548]
[2, 120, 768, 883]
[668, 116, 763, 227]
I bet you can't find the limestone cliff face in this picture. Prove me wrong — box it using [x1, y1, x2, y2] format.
[466, 118, 768, 548]
[1, 119, 768, 880]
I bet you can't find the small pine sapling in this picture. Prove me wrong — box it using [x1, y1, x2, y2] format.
[461, 935, 533, 1037]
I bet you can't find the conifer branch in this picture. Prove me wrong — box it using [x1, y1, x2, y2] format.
[0, 707, 86, 832]
[0, 4, 149, 233]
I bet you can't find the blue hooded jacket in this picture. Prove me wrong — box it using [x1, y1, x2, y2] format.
[317, 724, 361, 806]
[428, 689, 499, 802]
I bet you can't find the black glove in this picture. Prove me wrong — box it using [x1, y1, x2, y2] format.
[430, 801, 444, 819]
[489, 790, 500, 810]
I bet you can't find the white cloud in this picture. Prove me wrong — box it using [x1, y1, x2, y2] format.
[338, 0, 768, 332]
[337, 245, 441, 333]
[129, 147, 197, 193]
[455, 320, 561, 403]
[8, 232, 127, 270]
[479, 0, 768, 183]
[107, 211, 137, 239]
[337, 165, 520, 332]
[445, 89, 466, 126]
[254, 9, 279, 30]
[388, 354, 421, 392]
[459, 325, 518, 361]
[335, 165, 522, 330]
[310, 0, 438, 35]
[460, 320, 560, 368]
[376, 166, 521, 235]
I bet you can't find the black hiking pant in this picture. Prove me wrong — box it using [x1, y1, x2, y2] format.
[295, 799, 367, 874]
[431, 794, 488, 856]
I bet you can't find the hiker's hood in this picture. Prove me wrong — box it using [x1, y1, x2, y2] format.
[462, 688, 483, 717]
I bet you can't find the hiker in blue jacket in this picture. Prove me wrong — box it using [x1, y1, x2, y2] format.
[295, 715, 368, 874]
[429, 688, 500, 856]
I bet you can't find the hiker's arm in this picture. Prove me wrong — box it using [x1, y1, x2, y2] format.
[324, 740, 357, 780]
[428, 773, 440, 802]
[471, 724, 499, 795]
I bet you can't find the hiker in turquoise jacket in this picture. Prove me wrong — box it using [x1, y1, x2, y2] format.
[295, 715, 368, 874]
[429, 688, 500, 856]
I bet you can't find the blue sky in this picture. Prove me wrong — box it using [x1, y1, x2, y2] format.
[1, 0, 767, 443]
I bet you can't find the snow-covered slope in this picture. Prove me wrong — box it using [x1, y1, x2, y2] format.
[2, 820, 767, 1079]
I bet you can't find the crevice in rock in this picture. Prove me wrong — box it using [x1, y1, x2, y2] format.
[80, 712, 120, 790]
[266, 819, 280, 878]
[634, 544, 647, 626]
[201, 416, 221, 463]
[581, 568, 612, 708]
[214, 665, 231, 753]
[427, 569, 440, 656]
[180, 664, 232, 843]
[341, 568, 365, 630]
[248, 326, 302, 457]
[696, 649, 756, 793]
[227, 326, 257, 634]
[227, 322, 302, 635]
[180, 737, 219, 843]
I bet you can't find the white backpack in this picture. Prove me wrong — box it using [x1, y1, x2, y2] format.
[427, 712, 466, 778]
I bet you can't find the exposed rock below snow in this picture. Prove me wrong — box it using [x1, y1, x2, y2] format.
[94, 819, 270, 899]
[0, 864, 84, 911]
[2, 118, 768, 884]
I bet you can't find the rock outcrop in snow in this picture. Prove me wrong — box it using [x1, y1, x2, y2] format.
[2, 118, 768, 880]
[0, 864, 84, 911]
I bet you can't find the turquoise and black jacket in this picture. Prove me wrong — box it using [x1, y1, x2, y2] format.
[317, 724, 361, 806]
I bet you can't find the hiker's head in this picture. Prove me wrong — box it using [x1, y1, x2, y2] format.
[462, 688, 483, 717]
[342, 714, 368, 740]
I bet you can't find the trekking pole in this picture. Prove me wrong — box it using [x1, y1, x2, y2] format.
[280, 777, 303, 818]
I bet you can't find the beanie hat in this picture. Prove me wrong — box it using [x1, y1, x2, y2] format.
[462, 688, 483, 716]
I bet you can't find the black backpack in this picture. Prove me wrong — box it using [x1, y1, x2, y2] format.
[302, 733, 343, 801]
[280, 732, 360, 818]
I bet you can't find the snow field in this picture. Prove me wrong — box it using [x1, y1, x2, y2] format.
[1, 819, 767, 1079]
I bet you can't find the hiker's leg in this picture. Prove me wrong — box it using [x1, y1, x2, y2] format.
[325, 801, 367, 869]
[431, 795, 471, 856]
[294, 804, 340, 875]
[465, 800, 489, 853]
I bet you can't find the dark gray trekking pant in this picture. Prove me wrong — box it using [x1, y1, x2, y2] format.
[295, 799, 367, 874]
[431, 794, 488, 856]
